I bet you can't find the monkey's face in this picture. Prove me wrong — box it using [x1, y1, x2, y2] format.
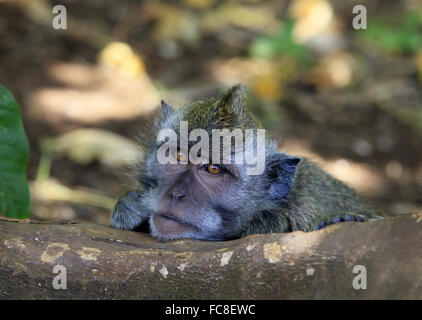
[132, 86, 300, 241]
[140, 140, 301, 241]
[147, 155, 246, 241]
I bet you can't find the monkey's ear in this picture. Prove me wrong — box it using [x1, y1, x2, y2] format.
[161, 100, 173, 118]
[219, 84, 246, 113]
[266, 153, 301, 201]
[212, 84, 253, 128]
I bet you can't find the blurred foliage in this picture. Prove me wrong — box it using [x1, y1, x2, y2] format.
[31, 179, 115, 210]
[99, 42, 145, 78]
[249, 21, 312, 66]
[201, 2, 278, 33]
[417, 50, 422, 83]
[46, 129, 140, 168]
[360, 10, 422, 54]
[1, 0, 422, 220]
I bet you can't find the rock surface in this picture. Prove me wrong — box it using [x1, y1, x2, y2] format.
[0, 212, 421, 299]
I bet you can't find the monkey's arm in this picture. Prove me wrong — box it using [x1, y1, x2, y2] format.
[313, 214, 364, 230]
[111, 190, 151, 232]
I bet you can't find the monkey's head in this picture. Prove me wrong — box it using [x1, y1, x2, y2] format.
[137, 85, 300, 241]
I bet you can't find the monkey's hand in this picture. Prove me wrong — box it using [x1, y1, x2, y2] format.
[314, 214, 378, 231]
[111, 190, 151, 231]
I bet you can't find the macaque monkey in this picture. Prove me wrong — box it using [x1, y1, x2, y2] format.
[111, 85, 379, 241]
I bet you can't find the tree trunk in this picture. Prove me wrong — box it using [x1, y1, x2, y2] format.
[0, 212, 421, 299]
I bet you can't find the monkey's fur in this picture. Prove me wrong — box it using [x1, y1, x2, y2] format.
[111, 85, 379, 241]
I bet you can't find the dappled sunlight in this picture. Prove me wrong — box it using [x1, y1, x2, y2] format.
[210, 57, 298, 101]
[306, 52, 356, 89]
[47, 128, 141, 167]
[0, 0, 421, 223]
[98, 42, 145, 78]
[290, 0, 334, 43]
[30, 179, 112, 225]
[28, 62, 159, 125]
[281, 138, 383, 195]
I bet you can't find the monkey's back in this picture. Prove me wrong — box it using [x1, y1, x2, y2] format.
[280, 158, 379, 231]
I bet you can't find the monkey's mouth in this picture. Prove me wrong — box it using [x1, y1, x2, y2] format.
[152, 213, 200, 234]
[158, 213, 188, 224]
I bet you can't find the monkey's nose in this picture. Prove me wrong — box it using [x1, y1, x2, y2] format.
[171, 189, 186, 200]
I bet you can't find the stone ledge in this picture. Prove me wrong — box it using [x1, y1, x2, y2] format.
[0, 212, 421, 299]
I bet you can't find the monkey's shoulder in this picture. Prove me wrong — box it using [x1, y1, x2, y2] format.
[287, 157, 377, 218]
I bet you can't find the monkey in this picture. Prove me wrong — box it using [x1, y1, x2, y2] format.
[111, 85, 380, 241]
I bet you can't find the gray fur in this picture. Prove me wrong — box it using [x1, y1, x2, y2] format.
[111, 85, 380, 241]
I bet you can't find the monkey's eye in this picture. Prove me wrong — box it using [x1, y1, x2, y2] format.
[176, 149, 187, 162]
[205, 164, 222, 174]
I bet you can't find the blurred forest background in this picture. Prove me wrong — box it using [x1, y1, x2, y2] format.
[0, 0, 421, 225]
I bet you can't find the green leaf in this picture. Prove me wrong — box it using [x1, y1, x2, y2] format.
[249, 21, 312, 66]
[359, 10, 422, 54]
[0, 84, 30, 218]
